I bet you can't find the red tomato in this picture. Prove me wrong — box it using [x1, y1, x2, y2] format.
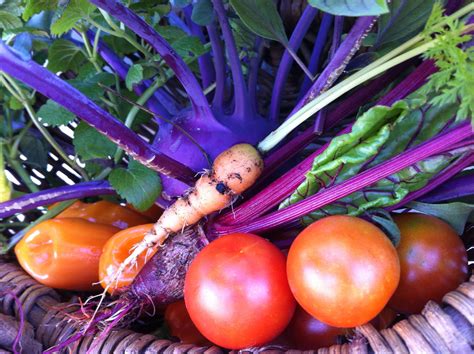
[287, 215, 400, 328]
[184, 233, 296, 349]
[285, 305, 346, 350]
[389, 213, 468, 314]
[164, 300, 212, 346]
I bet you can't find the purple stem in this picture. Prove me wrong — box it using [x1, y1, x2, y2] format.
[289, 16, 376, 118]
[0, 181, 115, 218]
[81, 30, 174, 119]
[214, 122, 473, 235]
[269, 6, 318, 123]
[298, 14, 333, 99]
[183, 6, 215, 88]
[89, 0, 214, 120]
[211, 0, 249, 118]
[0, 41, 196, 183]
[218, 59, 437, 225]
[248, 38, 264, 115]
[207, 23, 226, 111]
[418, 162, 474, 204]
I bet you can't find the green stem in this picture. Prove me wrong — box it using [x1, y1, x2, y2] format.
[7, 157, 39, 193]
[10, 121, 33, 159]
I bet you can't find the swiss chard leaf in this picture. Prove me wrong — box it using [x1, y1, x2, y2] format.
[408, 201, 474, 234]
[374, 0, 436, 51]
[229, 0, 288, 44]
[37, 99, 76, 126]
[47, 39, 87, 74]
[308, 0, 389, 16]
[73, 121, 116, 160]
[50, 0, 96, 35]
[280, 92, 466, 225]
[109, 159, 162, 211]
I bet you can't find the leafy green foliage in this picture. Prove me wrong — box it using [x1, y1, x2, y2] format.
[50, 0, 96, 35]
[369, 210, 401, 246]
[47, 39, 87, 74]
[73, 122, 116, 160]
[408, 201, 474, 234]
[109, 159, 162, 211]
[0, 11, 22, 30]
[0, 0, 23, 17]
[375, 0, 436, 51]
[420, 3, 474, 122]
[68, 72, 115, 100]
[191, 0, 214, 26]
[280, 91, 467, 225]
[125, 64, 144, 91]
[156, 25, 208, 58]
[308, 0, 389, 16]
[23, 0, 57, 21]
[37, 100, 76, 126]
[19, 133, 49, 169]
[229, 0, 288, 44]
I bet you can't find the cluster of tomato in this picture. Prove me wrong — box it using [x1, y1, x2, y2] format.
[13, 200, 468, 350]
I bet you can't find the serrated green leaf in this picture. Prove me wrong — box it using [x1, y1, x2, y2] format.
[50, 0, 95, 35]
[23, 0, 57, 21]
[109, 159, 161, 211]
[375, 0, 435, 51]
[68, 72, 115, 99]
[191, 0, 214, 26]
[408, 201, 474, 235]
[230, 0, 287, 44]
[19, 134, 49, 169]
[73, 122, 116, 160]
[308, 0, 389, 16]
[48, 39, 87, 73]
[37, 100, 75, 126]
[125, 64, 144, 91]
[0, 10, 21, 30]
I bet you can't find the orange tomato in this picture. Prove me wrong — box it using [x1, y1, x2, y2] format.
[164, 300, 212, 346]
[15, 218, 119, 291]
[56, 200, 149, 229]
[99, 224, 155, 294]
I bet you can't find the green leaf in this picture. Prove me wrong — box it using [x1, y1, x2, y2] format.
[375, 0, 435, 51]
[369, 210, 401, 246]
[170, 0, 191, 8]
[8, 96, 23, 110]
[172, 36, 208, 57]
[23, 0, 57, 21]
[73, 122, 116, 160]
[109, 159, 162, 211]
[19, 134, 49, 169]
[230, 0, 287, 44]
[68, 72, 115, 99]
[0, 0, 23, 17]
[48, 39, 87, 73]
[0, 147, 11, 203]
[308, 0, 389, 16]
[0, 10, 21, 30]
[408, 201, 474, 235]
[125, 64, 144, 91]
[50, 0, 95, 35]
[191, 0, 214, 26]
[37, 100, 75, 126]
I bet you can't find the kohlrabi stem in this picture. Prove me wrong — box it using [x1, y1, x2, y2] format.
[90, 0, 214, 120]
[0, 74, 90, 181]
[388, 153, 474, 208]
[0, 180, 114, 219]
[0, 41, 196, 184]
[248, 38, 264, 116]
[214, 122, 473, 236]
[207, 23, 226, 111]
[258, 40, 435, 152]
[212, 0, 249, 118]
[219, 59, 436, 225]
[269, 6, 318, 122]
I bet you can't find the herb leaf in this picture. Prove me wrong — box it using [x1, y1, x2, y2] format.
[37, 99, 76, 127]
[109, 159, 162, 211]
[47, 39, 87, 73]
[308, 0, 389, 16]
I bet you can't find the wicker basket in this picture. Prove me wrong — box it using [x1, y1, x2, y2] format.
[0, 227, 472, 353]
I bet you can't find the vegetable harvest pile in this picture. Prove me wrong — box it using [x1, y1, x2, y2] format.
[0, 0, 473, 351]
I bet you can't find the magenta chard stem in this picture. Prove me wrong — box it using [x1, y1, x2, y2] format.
[212, 122, 473, 236]
[0, 41, 196, 184]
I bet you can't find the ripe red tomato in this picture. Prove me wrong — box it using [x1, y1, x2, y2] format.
[389, 213, 468, 314]
[184, 233, 296, 349]
[285, 305, 346, 350]
[287, 215, 400, 328]
[164, 300, 211, 346]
